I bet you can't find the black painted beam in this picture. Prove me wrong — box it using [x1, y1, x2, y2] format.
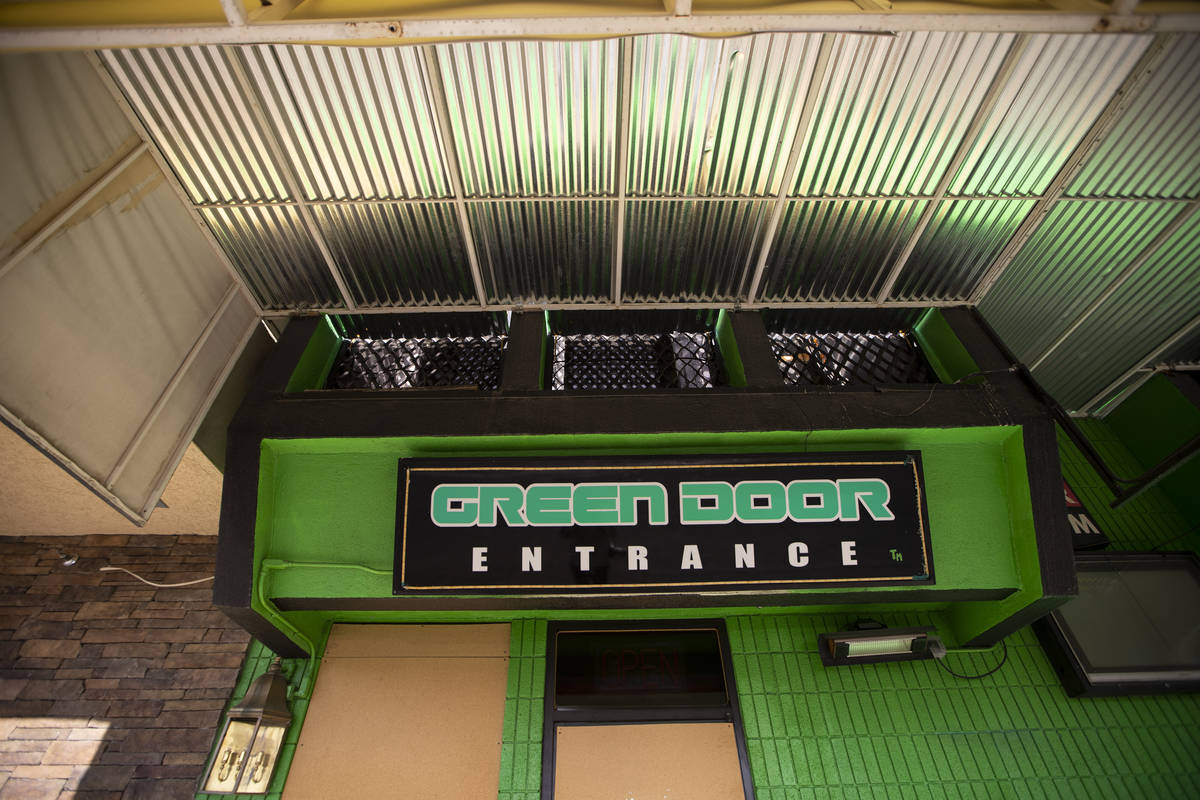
[499, 311, 545, 391]
[727, 311, 787, 388]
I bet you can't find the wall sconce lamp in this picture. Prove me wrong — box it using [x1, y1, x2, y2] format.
[203, 658, 293, 794]
[818, 624, 943, 667]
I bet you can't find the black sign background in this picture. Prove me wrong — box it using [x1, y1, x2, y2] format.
[394, 452, 933, 594]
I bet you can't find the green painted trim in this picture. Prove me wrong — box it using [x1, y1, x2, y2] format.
[946, 430, 1043, 645]
[715, 308, 747, 388]
[284, 316, 340, 392]
[913, 308, 979, 384]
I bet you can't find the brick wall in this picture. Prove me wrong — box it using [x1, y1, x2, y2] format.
[1, 535, 250, 800]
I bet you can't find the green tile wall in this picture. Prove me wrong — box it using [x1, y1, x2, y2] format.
[498, 619, 546, 800]
[728, 613, 1200, 799]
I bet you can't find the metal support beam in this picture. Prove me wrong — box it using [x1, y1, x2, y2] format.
[218, 0, 248, 27]
[258, 299, 964, 315]
[611, 39, 634, 305]
[87, 52, 266, 318]
[104, 283, 241, 490]
[1081, 310, 1200, 414]
[138, 313, 261, 519]
[743, 34, 835, 305]
[875, 34, 1031, 302]
[1030, 198, 1200, 370]
[1, 14, 1183, 51]
[0, 140, 148, 283]
[422, 46, 490, 308]
[968, 34, 1175, 304]
[1110, 432, 1200, 509]
[223, 51, 358, 311]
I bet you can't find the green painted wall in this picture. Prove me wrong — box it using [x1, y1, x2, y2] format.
[1104, 374, 1200, 526]
[913, 309, 979, 384]
[249, 425, 1038, 649]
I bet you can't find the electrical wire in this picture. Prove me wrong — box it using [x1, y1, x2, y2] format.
[99, 566, 214, 588]
[936, 640, 1008, 680]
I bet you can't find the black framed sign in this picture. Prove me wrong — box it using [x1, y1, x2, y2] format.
[394, 452, 933, 594]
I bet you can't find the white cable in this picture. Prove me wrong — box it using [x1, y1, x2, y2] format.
[99, 565, 214, 588]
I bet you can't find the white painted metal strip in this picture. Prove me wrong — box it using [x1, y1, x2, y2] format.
[138, 313, 261, 518]
[967, 34, 1174, 304]
[1030, 197, 1200, 370]
[0, 404, 147, 525]
[874, 34, 1031, 302]
[104, 283, 241, 489]
[421, 46, 490, 308]
[87, 52, 266, 317]
[0, 141, 149, 282]
[1079, 311, 1200, 414]
[0, 15, 1180, 52]
[611, 39, 634, 305]
[744, 35, 835, 305]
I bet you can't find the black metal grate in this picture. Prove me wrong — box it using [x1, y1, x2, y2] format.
[327, 335, 508, 390]
[550, 332, 726, 390]
[769, 331, 932, 386]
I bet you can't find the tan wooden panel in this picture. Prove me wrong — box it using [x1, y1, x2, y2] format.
[323, 622, 511, 659]
[554, 722, 746, 800]
[283, 625, 509, 800]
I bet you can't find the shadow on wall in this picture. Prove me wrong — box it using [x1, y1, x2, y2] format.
[0, 535, 249, 799]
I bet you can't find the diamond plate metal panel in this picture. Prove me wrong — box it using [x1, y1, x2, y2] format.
[202, 205, 342, 309]
[978, 200, 1182, 364]
[1068, 34, 1200, 200]
[312, 202, 475, 308]
[893, 199, 1036, 301]
[102, 47, 289, 203]
[759, 199, 927, 302]
[792, 32, 1015, 197]
[622, 200, 768, 302]
[950, 34, 1151, 197]
[246, 44, 450, 200]
[1033, 213, 1200, 409]
[627, 33, 822, 197]
[437, 40, 618, 198]
[469, 200, 612, 305]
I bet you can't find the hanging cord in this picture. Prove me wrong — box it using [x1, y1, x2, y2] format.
[99, 566, 214, 588]
[936, 639, 1008, 680]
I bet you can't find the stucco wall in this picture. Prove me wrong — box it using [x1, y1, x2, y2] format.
[0, 425, 221, 536]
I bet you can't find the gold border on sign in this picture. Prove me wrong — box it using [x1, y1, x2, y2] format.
[398, 459, 932, 591]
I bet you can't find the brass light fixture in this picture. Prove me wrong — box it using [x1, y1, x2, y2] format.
[203, 658, 293, 794]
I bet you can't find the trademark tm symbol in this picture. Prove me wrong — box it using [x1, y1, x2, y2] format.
[889, 549, 903, 562]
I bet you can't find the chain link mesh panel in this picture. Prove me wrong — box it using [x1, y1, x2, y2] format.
[327, 336, 508, 390]
[550, 332, 726, 390]
[769, 331, 932, 386]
